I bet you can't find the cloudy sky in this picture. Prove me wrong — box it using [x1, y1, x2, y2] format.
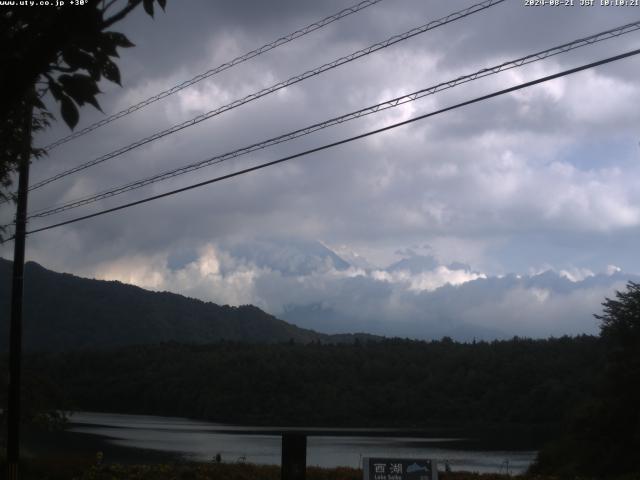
[2, 0, 640, 339]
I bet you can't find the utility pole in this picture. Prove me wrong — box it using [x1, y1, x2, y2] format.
[7, 96, 33, 480]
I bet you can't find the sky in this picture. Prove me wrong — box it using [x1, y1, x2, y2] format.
[2, 0, 640, 339]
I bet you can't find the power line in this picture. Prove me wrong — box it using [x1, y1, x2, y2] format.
[26, 20, 640, 219]
[28, 0, 505, 192]
[24, 47, 640, 237]
[42, 0, 386, 152]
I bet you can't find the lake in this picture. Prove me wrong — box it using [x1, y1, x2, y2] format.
[66, 412, 537, 474]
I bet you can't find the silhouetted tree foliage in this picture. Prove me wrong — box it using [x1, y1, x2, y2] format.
[533, 282, 640, 478]
[0, 0, 166, 204]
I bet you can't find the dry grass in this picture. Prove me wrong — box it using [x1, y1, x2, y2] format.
[70, 463, 552, 480]
[4, 457, 632, 480]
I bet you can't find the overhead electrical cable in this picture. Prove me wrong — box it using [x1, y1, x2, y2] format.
[28, 0, 505, 192]
[21, 47, 640, 238]
[42, 0, 386, 152]
[26, 20, 640, 219]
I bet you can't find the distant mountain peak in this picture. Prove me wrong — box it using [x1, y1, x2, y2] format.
[225, 238, 350, 275]
[320, 242, 376, 270]
[386, 254, 440, 274]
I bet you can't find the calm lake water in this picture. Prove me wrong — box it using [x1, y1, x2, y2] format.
[69, 412, 536, 474]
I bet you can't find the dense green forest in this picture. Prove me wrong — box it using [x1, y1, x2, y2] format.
[1, 336, 602, 447]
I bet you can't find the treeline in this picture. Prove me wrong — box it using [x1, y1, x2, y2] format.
[2, 335, 602, 446]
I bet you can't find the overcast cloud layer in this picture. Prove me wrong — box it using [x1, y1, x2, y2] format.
[2, 0, 640, 339]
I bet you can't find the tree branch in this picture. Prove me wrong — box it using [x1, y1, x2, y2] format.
[102, 0, 120, 13]
[50, 65, 74, 73]
[102, 0, 142, 28]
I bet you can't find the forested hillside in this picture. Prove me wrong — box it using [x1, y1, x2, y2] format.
[0, 259, 376, 350]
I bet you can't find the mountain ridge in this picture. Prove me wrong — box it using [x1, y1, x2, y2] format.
[0, 258, 379, 352]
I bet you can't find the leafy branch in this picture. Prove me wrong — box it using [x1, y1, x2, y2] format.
[0, 0, 167, 205]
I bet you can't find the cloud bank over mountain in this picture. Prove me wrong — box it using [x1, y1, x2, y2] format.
[69, 238, 635, 340]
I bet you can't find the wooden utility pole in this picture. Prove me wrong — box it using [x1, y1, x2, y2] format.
[6, 97, 33, 480]
[281, 433, 307, 480]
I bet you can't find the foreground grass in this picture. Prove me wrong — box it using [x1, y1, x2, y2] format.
[75, 463, 362, 480]
[7, 460, 566, 480]
[72, 464, 551, 480]
[72, 465, 640, 480]
[5, 459, 639, 480]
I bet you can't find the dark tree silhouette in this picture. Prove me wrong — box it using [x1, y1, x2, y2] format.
[533, 281, 640, 477]
[0, 0, 166, 204]
[597, 281, 640, 348]
[592, 281, 640, 475]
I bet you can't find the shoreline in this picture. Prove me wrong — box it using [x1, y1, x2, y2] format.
[68, 410, 547, 451]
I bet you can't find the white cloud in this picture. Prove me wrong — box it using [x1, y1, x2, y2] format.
[90, 245, 261, 308]
[370, 265, 485, 292]
[606, 264, 622, 276]
[559, 267, 594, 283]
[463, 279, 630, 338]
[68, 239, 636, 340]
[566, 70, 638, 126]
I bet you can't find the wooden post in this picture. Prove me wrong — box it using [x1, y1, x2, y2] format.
[281, 432, 306, 480]
[6, 96, 33, 480]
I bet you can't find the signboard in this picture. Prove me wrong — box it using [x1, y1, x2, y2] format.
[363, 458, 438, 480]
